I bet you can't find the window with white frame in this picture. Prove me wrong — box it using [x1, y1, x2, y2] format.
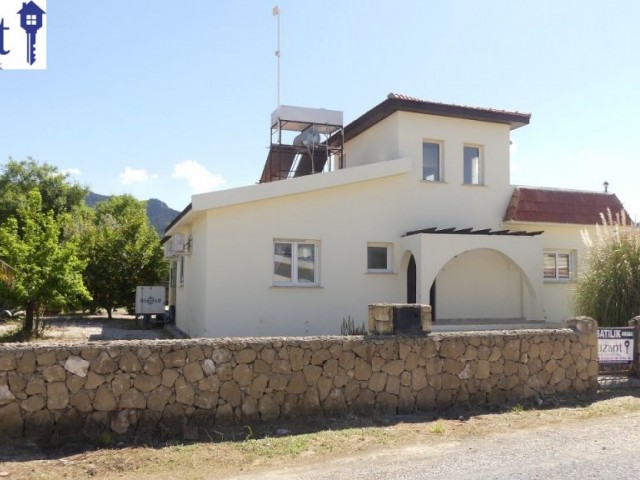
[463, 145, 482, 185]
[179, 256, 185, 286]
[273, 240, 319, 286]
[422, 141, 442, 181]
[367, 243, 392, 272]
[544, 251, 573, 281]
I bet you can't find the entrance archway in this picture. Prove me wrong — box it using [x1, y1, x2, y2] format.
[407, 255, 416, 303]
[432, 248, 530, 321]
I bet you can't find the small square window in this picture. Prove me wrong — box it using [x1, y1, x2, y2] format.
[367, 243, 392, 272]
[422, 142, 441, 181]
[26, 15, 37, 26]
[463, 145, 482, 185]
[544, 251, 573, 281]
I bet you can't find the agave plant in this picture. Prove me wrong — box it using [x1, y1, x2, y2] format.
[341, 315, 367, 335]
[574, 210, 640, 326]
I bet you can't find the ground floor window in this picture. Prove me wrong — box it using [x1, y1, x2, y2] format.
[544, 251, 573, 281]
[274, 240, 319, 286]
[367, 243, 392, 272]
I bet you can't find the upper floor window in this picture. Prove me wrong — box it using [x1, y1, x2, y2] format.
[422, 142, 442, 181]
[544, 251, 572, 281]
[274, 240, 319, 286]
[463, 145, 482, 185]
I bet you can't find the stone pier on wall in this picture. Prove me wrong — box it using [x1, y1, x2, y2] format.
[0, 318, 598, 441]
[629, 316, 640, 375]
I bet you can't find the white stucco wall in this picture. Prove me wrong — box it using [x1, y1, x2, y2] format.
[505, 221, 597, 322]
[173, 214, 208, 337]
[197, 174, 409, 337]
[345, 113, 400, 168]
[168, 110, 554, 337]
[397, 112, 513, 229]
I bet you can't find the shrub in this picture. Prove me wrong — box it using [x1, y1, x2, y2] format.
[574, 211, 640, 326]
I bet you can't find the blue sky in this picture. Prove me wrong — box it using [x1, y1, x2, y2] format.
[1, 1, 639, 220]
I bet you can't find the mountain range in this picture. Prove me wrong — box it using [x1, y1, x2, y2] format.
[85, 192, 180, 236]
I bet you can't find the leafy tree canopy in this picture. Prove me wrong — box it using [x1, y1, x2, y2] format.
[0, 157, 88, 226]
[0, 190, 91, 333]
[80, 195, 167, 318]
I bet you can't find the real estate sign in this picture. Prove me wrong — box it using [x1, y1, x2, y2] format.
[597, 328, 635, 364]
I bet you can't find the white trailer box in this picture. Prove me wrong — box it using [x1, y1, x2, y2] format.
[135, 286, 166, 315]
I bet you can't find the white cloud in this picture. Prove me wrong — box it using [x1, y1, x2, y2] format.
[119, 167, 150, 185]
[172, 160, 225, 194]
[62, 167, 81, 176]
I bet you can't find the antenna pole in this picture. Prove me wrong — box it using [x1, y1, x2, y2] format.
[273, 6, 281, 110]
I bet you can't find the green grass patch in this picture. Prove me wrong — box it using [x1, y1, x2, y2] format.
[235, 434, 310, 458]
[429, 422, 446, 434]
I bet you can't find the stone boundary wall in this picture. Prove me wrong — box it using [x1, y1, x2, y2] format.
[0, 319, 598, 441]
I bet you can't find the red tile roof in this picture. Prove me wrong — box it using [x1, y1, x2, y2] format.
[504, 187, 627, 225]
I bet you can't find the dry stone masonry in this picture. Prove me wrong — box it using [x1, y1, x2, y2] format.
[0, 318, 598, 440]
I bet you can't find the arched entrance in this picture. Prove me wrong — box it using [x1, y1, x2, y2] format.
[433, 248, 530, 321]
[429, 280, 436, 321]
[407, 255, 416, 303]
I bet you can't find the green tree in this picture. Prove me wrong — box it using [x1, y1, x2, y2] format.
[0, 191, 91, 333]
[574, 212, 640, 326]
[0, 157, 88, 227]
[0, 260, 16, 290]
[81, 195, 167, 319]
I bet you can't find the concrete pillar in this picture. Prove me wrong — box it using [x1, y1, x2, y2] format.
[368, 304, 432, 335]
[565, 316, 598, 334]
[565, 316, 599, 389]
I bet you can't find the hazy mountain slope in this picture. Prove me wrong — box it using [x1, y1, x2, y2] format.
[85, 192, 179, 235]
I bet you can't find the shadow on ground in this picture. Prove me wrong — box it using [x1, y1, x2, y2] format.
[1, 386, 638, 466]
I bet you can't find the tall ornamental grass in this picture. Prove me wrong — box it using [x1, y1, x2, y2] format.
[574, 211, 640, 326]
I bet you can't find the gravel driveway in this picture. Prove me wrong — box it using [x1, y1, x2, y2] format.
[0, 313, 172, 343]
[230, 410, 640, 480]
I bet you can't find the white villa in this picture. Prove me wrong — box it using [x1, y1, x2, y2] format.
[163, 93, 625, 338]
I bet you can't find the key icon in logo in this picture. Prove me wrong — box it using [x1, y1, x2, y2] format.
[17, 1, 45, 65]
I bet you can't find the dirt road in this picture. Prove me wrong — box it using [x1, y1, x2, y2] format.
[228, 410, 640, 480]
